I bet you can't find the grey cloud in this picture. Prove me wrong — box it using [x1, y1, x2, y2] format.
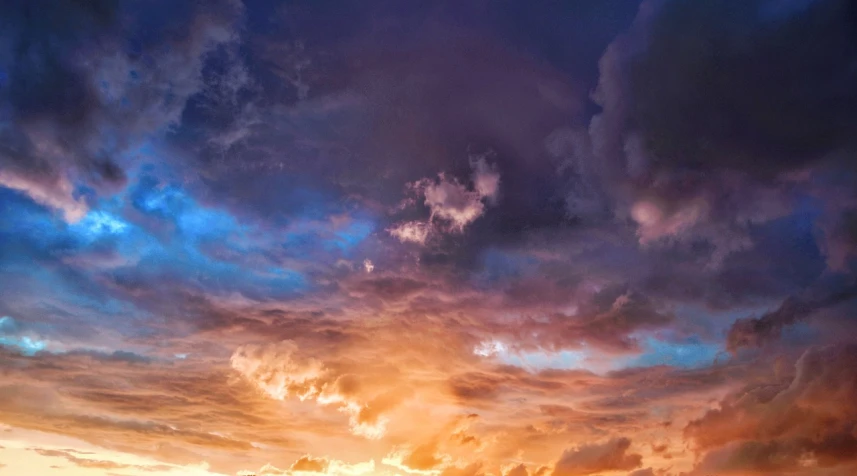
[727, 282, 857, 351]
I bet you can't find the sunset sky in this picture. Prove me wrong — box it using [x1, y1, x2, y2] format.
[1, 0, 857, 475]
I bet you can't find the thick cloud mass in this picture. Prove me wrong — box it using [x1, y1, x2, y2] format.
[629, 0, 857, 175]
[1, 1, 856, 476]
[685, 345, 857, 475]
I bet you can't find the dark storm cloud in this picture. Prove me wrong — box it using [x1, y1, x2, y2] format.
[0, 0, 243, 220]
[582, 0, 857, 271]
[629, 0, 857, 176]
[0, 0, 121, 157]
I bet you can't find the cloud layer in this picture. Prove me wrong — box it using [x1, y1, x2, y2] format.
[1, 1, 856, 476]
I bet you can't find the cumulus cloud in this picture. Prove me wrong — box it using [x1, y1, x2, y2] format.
[389, 157, 501, 244]
[389, 221, 432, 245]
[291, 455, 329, 472]
[420, 173, 489, 232]
[230, 341, 402, 439]
[505, 463, 529, 476]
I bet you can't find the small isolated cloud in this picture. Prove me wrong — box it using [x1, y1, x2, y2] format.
[551, 438, 642, 476]
[389, 221, 431, 245]
[363, 259, 375, 274]
[421, 173, 487, 232]
[389, 157, 501, 244]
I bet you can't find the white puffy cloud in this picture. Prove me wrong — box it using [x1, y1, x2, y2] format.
[421, 174, 487, 232]
[388, 221, 431, 245]
[389, 158, 501, 244]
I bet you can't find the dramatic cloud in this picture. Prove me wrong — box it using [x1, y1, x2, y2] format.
[231, 341, 406, 439]
[2, 1, 856, 476]
[685, 344, 857, 474]
[0, 0, 244, 222]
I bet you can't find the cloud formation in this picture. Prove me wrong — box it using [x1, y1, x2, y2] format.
[2, 1, 857, 476]
[389, 156, 502, 245]
[231, 341, 407, 439]
[685, 344, 857, 475]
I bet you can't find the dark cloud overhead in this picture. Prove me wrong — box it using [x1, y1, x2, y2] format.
[628, 0, 857, 176]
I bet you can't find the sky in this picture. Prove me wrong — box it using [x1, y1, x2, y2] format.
[0, 0, 856, 475]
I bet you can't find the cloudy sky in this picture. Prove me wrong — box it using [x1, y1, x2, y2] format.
[1, 0, 856, 475]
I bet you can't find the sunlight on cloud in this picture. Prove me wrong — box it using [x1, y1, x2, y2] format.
[0, 171, 88, 223]
[388, 220, 431, 245]
[0, 427, 223, 476]
[71, 210, 130, 239]
[241, 456, 378, 476]
[473, 339, 592, 371]
[2, 2, 856, 476]
[231, 341, 390, 439]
